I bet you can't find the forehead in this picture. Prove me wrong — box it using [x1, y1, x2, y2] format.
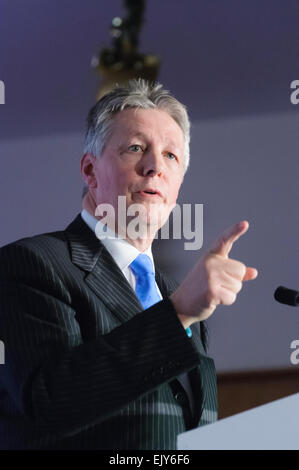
[109, 108, 184, 148]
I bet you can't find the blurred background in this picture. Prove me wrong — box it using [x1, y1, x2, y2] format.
[0, 0, 299, 418]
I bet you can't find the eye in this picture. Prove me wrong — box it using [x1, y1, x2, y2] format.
[129, 144, 143, 152]
[166, 152, 176, 160]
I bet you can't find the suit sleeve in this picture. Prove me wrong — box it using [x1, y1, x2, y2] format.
[0, 242, 201, 438]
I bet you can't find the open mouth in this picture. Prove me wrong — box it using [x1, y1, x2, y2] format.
[138, 190, 161, 198]
[137, 188, 162, 197]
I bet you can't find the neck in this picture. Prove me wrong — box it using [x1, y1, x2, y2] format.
[124, 233, 154, 252]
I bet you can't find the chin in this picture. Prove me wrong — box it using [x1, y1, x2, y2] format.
[126, 202, 170, 238]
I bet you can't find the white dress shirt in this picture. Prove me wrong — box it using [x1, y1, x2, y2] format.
[81, 209, 162, 296]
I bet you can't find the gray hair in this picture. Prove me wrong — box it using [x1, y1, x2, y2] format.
[82, 78, 191, 198]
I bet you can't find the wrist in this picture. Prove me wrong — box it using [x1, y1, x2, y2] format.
[169, 293, 194, 329]
[177, 313, 194, 329]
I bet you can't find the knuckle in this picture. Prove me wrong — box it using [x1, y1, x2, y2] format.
[235, 280, 243, 293]
[219, 288, 236, 305]
[230, 260, 246, 279]
[236, 261, 246, 277]
[226, 292, 237, 305]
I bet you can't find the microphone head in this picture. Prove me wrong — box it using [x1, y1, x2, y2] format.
[274, 286, 299, 306]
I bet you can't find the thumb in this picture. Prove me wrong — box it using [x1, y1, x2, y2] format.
[243, 266, 258, 281]
[209, 220, 249, 258]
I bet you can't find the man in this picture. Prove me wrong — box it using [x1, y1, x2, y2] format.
[0, 79, 258, 450]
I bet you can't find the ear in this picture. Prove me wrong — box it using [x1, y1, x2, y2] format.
[80, 153, 98, 189]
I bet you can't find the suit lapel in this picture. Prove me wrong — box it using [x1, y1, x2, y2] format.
[65, 213, 143, 323]
[85, 249, 144, 323]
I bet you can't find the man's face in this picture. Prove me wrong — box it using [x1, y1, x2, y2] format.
[83, 107, 185, 237]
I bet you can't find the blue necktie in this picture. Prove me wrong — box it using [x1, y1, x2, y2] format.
[130, 254, 161, 310]
[130, 254, 192, 338]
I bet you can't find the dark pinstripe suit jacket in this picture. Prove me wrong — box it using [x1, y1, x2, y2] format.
[0, 213, 217, 450]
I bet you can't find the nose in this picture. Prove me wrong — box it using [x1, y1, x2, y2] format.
[138, 148, 164, 177]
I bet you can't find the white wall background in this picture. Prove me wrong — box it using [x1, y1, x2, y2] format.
[1, 110, 298, 372]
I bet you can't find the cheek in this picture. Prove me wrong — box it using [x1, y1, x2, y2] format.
[94, 164, 118, 197]
[99, 174, 131, 204]
[168, 178, 181, 202]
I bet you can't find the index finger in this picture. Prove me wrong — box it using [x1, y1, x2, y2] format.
[209, 220, 249, 258]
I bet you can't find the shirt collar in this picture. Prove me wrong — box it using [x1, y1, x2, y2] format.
[80, 209, 155, 272]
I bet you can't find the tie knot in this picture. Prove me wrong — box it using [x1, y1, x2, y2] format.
[130, 254, 154, 277]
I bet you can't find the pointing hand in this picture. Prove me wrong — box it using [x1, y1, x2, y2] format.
[170, 221, 258, 325]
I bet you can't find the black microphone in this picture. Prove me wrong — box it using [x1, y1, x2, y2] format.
[274, 286, 299, 306]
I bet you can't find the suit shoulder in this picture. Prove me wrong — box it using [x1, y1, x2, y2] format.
[1, 228, 67, 257]
[0, 229, 69, 279]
